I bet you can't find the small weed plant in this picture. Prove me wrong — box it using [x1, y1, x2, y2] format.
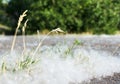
[64, 39, 83, 57]
[0, 10, 89, 75]
[0, 10, 65, 73]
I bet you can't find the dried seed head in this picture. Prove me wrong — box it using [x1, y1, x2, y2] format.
[52, 28, 65, 33]
[17, 10, 28, 28]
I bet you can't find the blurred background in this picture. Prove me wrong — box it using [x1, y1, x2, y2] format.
[0, 0, 120, 35]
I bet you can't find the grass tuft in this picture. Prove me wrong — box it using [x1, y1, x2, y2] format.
[1, 61, 7, 73]
[7, 10, 65, 73]
[64, 40, 83, 58]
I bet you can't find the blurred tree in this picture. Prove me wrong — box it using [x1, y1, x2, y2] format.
[0, 0, 2, 6]
[0, 0, 11, 34]
[4, 0, 120, 34]
[0, 0, 8, 24]
[27, 0, 83, 34]
[82, 0, 120, 34]
[6, 0, 32, 32]
[7, 0, 32, 20]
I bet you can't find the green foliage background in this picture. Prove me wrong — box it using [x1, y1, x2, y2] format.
[0, 0, 120, 34]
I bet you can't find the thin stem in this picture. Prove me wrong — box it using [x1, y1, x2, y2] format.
[11, 10, 28, 53]
[32, 31, 53, 57]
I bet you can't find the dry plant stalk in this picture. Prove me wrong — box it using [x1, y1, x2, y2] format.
[37, 30, 40, 42]
[21, 19, 29, 58]
[32, 28, 65, 57]
[22, 19, 29, 52]
[11, 10, 28, 53]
